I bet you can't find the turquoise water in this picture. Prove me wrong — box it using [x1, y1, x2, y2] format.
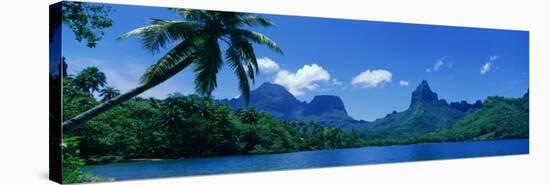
[84, 139, 528, 181]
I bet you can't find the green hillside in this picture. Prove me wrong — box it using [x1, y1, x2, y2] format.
[431, 94, 529, 141]
[363, 80, 481, 138]
[365, 102, 471, 137]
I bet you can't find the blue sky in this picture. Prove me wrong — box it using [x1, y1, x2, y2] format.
[62, 3, 529, 121]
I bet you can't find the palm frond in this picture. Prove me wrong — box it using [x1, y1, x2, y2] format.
[193, 38, 223, 97]
[229, 35, 260, 78]
[235, 29, 283, 54]
[239, 15, 275, 27]
[226, 43, 251, 104]
[140, 38, 197, 84]
[170, 8, 212, 23]
[118, 19, 199, 53]
[243, 42, 259, 78]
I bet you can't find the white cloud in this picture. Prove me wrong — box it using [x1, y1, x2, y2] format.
[332, 78, 343, 86]
[274, 64, 331, 96]
[434, 59, 444, 71]
[480, 62, 491, 75]
[490, 55, 499, 61]
[480, 55, 498, 75]
[351, 69, 392, 88]
[399, 80, 410, 86]
[425, 57, 446, 73]
[257, 57, 280, 73]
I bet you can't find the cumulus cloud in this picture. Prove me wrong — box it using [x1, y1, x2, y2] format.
[273, 64, 331, 96]
[257, 57, 280, 73]
[399, 80, 410, 86]
[351, 69, 392, 88]
[480, 55, 498, 75]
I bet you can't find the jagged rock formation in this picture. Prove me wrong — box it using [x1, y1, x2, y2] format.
[410, 80, 439, 106]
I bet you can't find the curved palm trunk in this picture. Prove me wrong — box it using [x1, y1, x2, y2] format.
[62, 57, 194, 133]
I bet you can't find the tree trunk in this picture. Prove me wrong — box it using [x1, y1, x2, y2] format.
[62, 57, 194, 133]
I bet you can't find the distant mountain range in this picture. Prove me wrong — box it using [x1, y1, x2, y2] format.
[220, 80, 528, 138]
[220, 83, 356, 127]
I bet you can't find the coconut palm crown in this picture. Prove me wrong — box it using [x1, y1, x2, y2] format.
[119, 9, 283, 101]
[62, 9, 282, 133]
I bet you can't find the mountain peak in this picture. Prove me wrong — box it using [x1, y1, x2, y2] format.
[253, 82, 295, 97]
[304, 95, 348, 116]
[410, 80, 439, 106]
[257, 82, 286, 91]
[225, 82, 354, 123]
[226, 82, 302, 120]
[420, 80, 429, 86]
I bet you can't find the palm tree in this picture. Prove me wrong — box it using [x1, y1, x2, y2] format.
[161, 93, 187, 129]
[236, 107, 260, 125]
[99, 86, 120, 102]
[62, 9, 282, 133]
[72, 67, 107, 93]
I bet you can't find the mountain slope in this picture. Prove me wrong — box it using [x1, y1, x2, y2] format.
[433, 94, 529, 140]
[364, 80, 482, 137]
[300, 95, 354, 123]
[224, 82, 305, 120]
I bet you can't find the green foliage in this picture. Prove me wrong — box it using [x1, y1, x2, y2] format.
[72, 67, 107, 93]
[62, 76, 98, 121]
[63, 9, 285, 133]
[63, 66, 528, 179]
[61, 2, 113, 48]
[365, 101, 472, 138]
[236, 107, 261, 125]
[99, 86, 120, 101]
[63, 68, 365, 164]
[362, 95, 529, 146]
[431, 96, 529, 141]
[118, 9, 283, 104]
[66, 94, 364, 161]
[62, 136, 105, 184]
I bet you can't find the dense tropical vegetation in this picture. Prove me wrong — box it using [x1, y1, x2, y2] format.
[361, 94, 529, 146]
[61, 66, 528, 183]
[63, 69, 364, 166]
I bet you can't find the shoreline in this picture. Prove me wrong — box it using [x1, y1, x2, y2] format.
[85, 138, 528, 166]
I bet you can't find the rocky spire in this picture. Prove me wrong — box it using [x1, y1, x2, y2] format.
[410, 80, 439, 107]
